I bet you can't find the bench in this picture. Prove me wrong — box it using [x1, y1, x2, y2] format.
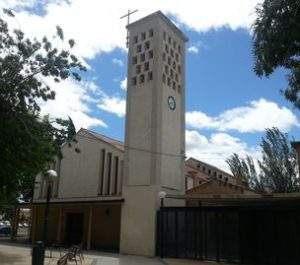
[57, 253, 69, 265]
[57, 245, 84, 265]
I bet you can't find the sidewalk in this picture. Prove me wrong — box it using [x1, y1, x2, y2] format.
[0, 241, 93, 265]
[164, 258, 234, 265]
[0, 241, 231, 265]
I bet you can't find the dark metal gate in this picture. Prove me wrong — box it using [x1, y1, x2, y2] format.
[156, 206, 300, 264]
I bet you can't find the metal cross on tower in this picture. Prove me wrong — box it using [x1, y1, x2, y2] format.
[120, 9, 138, 47]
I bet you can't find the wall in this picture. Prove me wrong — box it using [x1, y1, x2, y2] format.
[32, 203, 121, 250]
[33, 129, 124, 201]
[91, 204, 121, 250]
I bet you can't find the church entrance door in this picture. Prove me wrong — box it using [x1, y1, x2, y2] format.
[65, 213, 84, 245]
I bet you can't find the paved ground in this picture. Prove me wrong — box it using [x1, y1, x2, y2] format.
[0, 241, 232, 265]
[0, 241, 164, 265]
[164, 258, 234, 265]
[0, 241, 93, 265]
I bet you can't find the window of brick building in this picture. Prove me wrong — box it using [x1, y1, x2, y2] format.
[148, 50, 153, 59]
[141, 32, 146, 40]
[140, 53, 145, 62]
[131, 76, 137, 85]
[162, 74, 166, 83]
[167, 77, 171, 86]
[139, 74, 145, 83]
[136, 65, 141, 74]
[133, 35, 138, 44]
[148, 71, 153, 81]
[144, 62, 149, 71]
[162, 52, 166, 62]
[149, 29, 154, 37]
[145, 41, 150, 50]
[137, 44, 142, 53]
[132, 56, 137, 65]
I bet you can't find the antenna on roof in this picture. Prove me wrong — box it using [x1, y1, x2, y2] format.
[120, 9, 138, 48]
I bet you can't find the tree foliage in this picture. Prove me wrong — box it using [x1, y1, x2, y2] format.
[253, 0, 300, 108]
[0, 9, 85, 211]
[226, 127, 299, 193]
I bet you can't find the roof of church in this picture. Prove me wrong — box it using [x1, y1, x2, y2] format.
[127, 11, 189, 42]
[78, 128, 124, 152]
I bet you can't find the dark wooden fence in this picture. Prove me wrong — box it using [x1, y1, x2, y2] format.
[156, 206, 300, 264]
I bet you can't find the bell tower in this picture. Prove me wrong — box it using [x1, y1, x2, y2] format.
[120, 11, 188, 256]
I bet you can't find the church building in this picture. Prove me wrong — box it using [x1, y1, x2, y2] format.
[31, 11, 188, 257]
[29, 11, 253, 257]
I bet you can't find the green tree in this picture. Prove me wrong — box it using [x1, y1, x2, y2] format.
[253, 0, 300, 108]
[226, 127, 299, 193]
[226, 154, 265, 192]
[0, 9, 85, 211]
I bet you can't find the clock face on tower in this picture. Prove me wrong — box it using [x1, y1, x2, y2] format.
[168, 96, 176, 111]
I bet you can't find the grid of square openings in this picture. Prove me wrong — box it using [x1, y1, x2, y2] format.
[131, 28, 154, 86]
[162, 31, 182, 94]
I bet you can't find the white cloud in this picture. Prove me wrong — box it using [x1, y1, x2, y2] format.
[39, 78, 107, 130]
[97, 95, 126, 118]
[186, 130, 261, 172]
[3, 0, 263, 60]
[0, 0, 37, 9]
[112, 58, 124, 67]
[186, 98, 299, 133]
[120, 77, 127, 90]
[187, 45, 199, 54]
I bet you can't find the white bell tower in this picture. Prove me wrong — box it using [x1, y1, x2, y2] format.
[120, 11, 188, 256]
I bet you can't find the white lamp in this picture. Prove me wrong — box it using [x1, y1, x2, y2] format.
[158, 191, 167, 207]
[44, 169, 58, 182]
[158, 191, 167, 199]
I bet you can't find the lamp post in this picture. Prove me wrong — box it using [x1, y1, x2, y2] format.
[158, 191, 167, 208]
[42, 170, 57, 256]
[32, 170, 57, 265]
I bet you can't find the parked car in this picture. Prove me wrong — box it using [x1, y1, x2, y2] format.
[0, 226, 11, 236]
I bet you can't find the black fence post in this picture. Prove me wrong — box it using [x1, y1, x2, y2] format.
[215, 211, 220, 263]
[175, 210, 178, 258]
[160, 210, 164, 258]
[238, 210, 244, 265]
[198, 209, 203, 260]
[194, 210, 197, 259]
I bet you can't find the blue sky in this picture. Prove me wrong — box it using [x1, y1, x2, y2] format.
[2, 0, 299, 171]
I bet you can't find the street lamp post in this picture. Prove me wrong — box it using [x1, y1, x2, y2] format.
[42, 169, 57, 263]
[32, 169, 57, 265]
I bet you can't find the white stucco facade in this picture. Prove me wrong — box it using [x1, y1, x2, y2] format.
[33, 128, 124, 203]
